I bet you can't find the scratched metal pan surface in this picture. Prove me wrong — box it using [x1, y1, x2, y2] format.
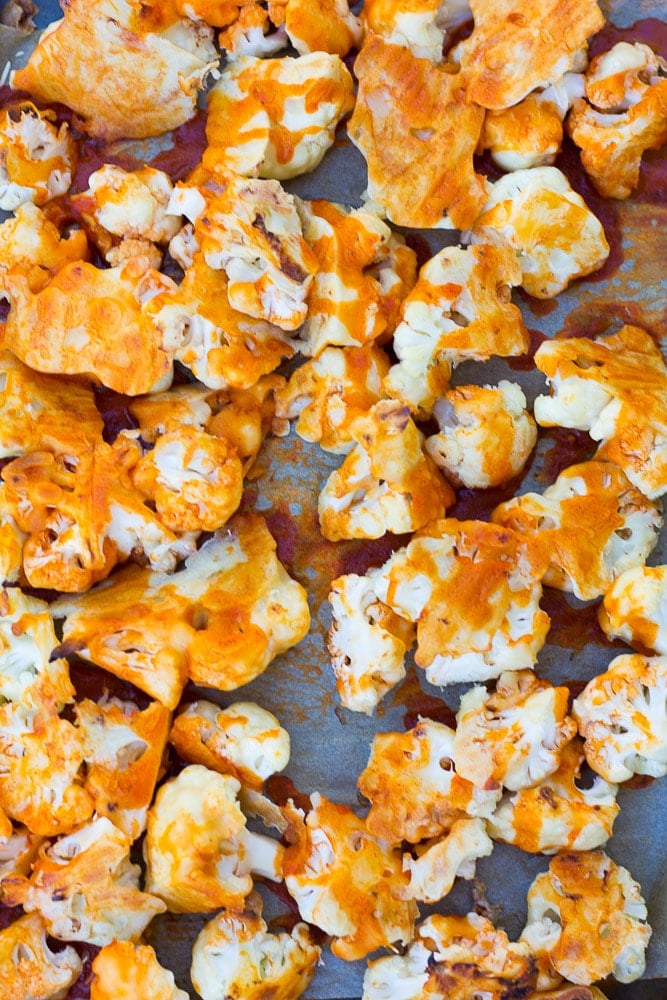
[1, 1, 666, 998]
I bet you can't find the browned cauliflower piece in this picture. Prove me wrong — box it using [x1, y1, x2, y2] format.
[274, 345, 391, 454]
[90, 941, 189, 1000]
[521, 852, 651, 986]
[384, 244, 529, 417]
[492, 461, 662, 601]
[283, 792, 418, 961]
[396, 817, 493, 905]
[363, 912, 537, 999]
[0, 203, 88, 294]
[1, 816, 166, 944]
[144, 764, 283, 913]
[270, 0, 361, 56]
[11, 0, 218, 141]
[190, 894, 321, 1000]
[318, 400, 455, 540]
[533, 325, 667, 498]
[169, 700, 290, 790]
[362, 0, 471, 62]
[0, 912, 82, 1000]
[358, 718, 500, 845]
[487, 738, 619, 854]
[453, 670, 577, 791]
[572, 653, 667, 783]
[599, 564, 667, 653]
[0, 101, 76, 210]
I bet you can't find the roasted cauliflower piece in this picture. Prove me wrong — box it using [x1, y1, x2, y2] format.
[348, 34, 488, 230]
[372, 518, 550, 686]
[0, 101, 75, 211]
[362, 0, 468, 62]
[453, 670, 577, 792]
[363, 912, 537, 1000]
[1, 816, 166, 945]
[296, 199, 416, 357]
[425, 381, 537, 488]
[568, 42, 667, 199]
[599, 565, 667, 654]
[487, 738, 619, 854]
[144, 764, 282, 913]
[190, 895, 321, 1000]
[358, 719, 500, 845]
[384, 244, 528, 417]
[572, 653, 667, 783]
[11, 0, 218, 141]
[75, 696, 171, 840]
[170, 700, 290, 790]
[1, 257, 176, 395]
[283, 792, 417, 961]
[521, 852, 651, 986]
[90, 941, 189, 1000]
[274, 345, 391, 454]
[0, 912, 82, 1000]
[0, 203, 89, 294]
[397, 816, 493, 905]
[467, 166, 609, 298]
[492, 460, 662, 601]
[456, 0, 603, 109]
[533, 324, 667, 498]
[53, 516, 310, 707]
[318, 400, 455, 540]
[204, 53, 354, 180]
[217, 0, 288, 60]
[327, 569, 414, 714]
[270, 0, 361, 56]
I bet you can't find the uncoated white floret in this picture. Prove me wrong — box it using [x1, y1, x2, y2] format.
[599, 564, 667, 653]
[190, 897, 320, 1000]
[573, 653, 667, 783]
[426, 381, 537, 488]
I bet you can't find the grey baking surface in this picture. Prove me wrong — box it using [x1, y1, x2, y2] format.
[4, 1, 667, 998]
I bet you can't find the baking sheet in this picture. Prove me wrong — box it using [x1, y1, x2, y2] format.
[2, 1, 666, 998]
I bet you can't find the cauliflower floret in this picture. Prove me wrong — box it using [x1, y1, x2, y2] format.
[361, 0, 450, 61]
[467, 166, 609, 298]
[567, 42, 667, 199]
[348, 34, 488, 230]
[425, 381, 537, 488]
[373, 518, 550, 686]
[318, 400, 455, 540]
[275, 345, 391, 454]
[11, 0, 218, 141]
[493, 461, 662, 601]
[487, 739, 619, 854]
[0, 704, 93, 837]
[0, 497, 24, 585]
[188, 176, 318, 331]
[0, 824, 45, 879]
[521, 852, 651, 986]
[53, 516, 311, 708]
[270, 0, 361, 56]
[75, 697, 172, 840]
[0, 203, 88, 294]
[203, 53, 354, 180]
[572, 653, 667, 783]
[1, 816, 166, 945]
[599, 564, 667, 653]
[0, 588, 73, 720]
[0, 102, 76, 210]
[0, 912, 82, 1000]
[327, 570, 413, 714]
[218, 1, 288, 60]
[533, 324, 667, 498]
[283, 792, 417, 961]
[190, 895, 321, 1000]
[144, 764, 283, 913]
[90, 941, 188, 1000]
[397, 817, 493, 905]
[453, 670, 577, 792]
[169, 700, 290, 789]
[1, 256, 176, 395]
[131, 426, 244, 533]
[295, 200, 416, 357]
[384, 245, 528, 417]
[363, 912, 537, 1000]
[456, 0, 603, 109]
[358, 719, 500, 845]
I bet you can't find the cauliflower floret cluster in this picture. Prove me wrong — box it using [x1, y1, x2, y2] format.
[0, 101, 76, 210]
[599, 564, 667, 653]
[90, 941, 189, 1000]
[269, 0, 361, 56]
[361, 0, 465, 63]
[0, 912, 82, 1000]
[0, 202, 89, 293]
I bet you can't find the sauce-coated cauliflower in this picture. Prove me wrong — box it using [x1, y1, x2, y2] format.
[0, 101, 75, 210]
[0, 202, 88, 294]
[270, 0, 361, 57]
[599, 564, 667, 653]
[0, 912, 82, 1000]
[91, 941, 189, 1000]
[362, 0, 468, 62]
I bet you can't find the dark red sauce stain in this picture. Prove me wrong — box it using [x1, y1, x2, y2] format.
[540, 588, 621, 652]
[265, 506, 299, 574]
[93, 386, 139, 444]
[395, 667, 457, 731]
[515, 290, 558, 319]
[0, 903, 21, 930]
[624, 773, 657, 790]
[61, 943, 100, 1000]
[71, 141, 141, 194]
[589, 18, 667, 60]
[507, 327, 549, 371]
[559, 300, 660, 342]
[67, 660, 152, 711]
[449, 459, 536, 522]
[149, 110, 208, 183]
[336, 532, 412, 577]
[265, 774, 312, 815]
[537, 427, 596, 485]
